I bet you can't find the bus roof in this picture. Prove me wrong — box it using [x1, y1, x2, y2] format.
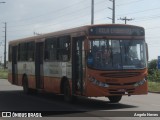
[9, 24, 144, 45]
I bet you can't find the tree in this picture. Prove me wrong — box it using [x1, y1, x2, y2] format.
[148, 59, 157, 70]
[148, 59, 157, 75]
[148, 59, 160, 81]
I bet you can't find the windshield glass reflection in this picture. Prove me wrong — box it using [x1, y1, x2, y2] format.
[87, 39, 147, 70]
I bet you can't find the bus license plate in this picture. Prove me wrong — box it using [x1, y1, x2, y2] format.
[118, 89, 126, 92]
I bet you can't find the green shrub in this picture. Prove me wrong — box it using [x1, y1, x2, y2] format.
[0, 69, 8, 79]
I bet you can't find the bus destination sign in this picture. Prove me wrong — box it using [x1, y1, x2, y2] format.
[89, 26, 144, 36]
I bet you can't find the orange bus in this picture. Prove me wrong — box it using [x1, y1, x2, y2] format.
[8, 24, 148, 103]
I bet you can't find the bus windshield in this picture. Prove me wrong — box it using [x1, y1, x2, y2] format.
[87, 39, 147, 70]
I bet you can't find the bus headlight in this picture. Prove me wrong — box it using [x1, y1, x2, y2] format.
[88, 76, 109, 88]
[134, 78, 146, 87]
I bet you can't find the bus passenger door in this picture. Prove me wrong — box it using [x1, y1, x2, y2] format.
[35, 42, 44, 89]
[72, 36, 85, 95]
[12, 46, 18, 84]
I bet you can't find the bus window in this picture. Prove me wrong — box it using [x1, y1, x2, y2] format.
[57, 36, 70, 61]
[18, 42, 35, 62]
[44, 37, 57, 61]
[27, 42, 35, 61]
[18, 43, 27, 61]
[44, 36, 70, 61]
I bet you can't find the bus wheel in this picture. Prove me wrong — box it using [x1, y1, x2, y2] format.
[108, 96, 122, 103]
[63, 80, 72, 102]
[22, 76, 31, 94]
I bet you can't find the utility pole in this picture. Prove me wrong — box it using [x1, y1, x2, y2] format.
[91, 0, 94, 25]
[118, 17, 134, 24]
[1, 2, 6, 68]
[3, 22, 7, 69]
[108, 0, 115, 24]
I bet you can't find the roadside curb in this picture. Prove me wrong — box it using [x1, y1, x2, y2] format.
[148, 91, 160, 94]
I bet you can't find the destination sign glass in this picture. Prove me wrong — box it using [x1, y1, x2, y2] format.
[89, 26, 145, 36]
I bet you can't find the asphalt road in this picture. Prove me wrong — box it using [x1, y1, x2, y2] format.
[0, 79, 160, 120]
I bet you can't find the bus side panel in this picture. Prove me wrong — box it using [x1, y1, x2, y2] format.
[43, 62, 72, 94]
[43, 62, 62, 93]
[8, 62, 12, 83]
[26, 62, 36, 89]
[44, 77, 61, 93]
[17, 74, 23, 86]
[28, 75, 36, 89]
[17, 62, 25, 86]
[17, 62, 36, 89]
[8, 62, 22, 87]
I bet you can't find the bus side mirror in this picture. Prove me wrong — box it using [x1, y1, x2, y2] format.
[146, 43, 149, 61]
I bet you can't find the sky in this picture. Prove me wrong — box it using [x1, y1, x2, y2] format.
[0, 0, 160, 62]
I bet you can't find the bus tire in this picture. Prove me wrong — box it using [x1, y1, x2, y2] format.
[63, 80, 73, 102]
[22, 76, 31, 94]
[108, 96, 122, 103]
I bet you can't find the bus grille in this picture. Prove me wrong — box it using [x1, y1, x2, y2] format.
[109, 89, 135, 95]
[100, 72, 141, 78]
[106, 82, 137, 86]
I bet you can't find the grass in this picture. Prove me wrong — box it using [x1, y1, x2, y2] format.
[148, 81, 160, 92]
[0, 69, 8, 79]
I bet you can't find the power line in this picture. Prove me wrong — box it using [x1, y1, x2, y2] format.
[7, 1, 159, 29]
[7, 12, 90, 32]
[146, 26, 160, 30]
[8, 5, 91, 28]
[8, 12, 160, 33]
[5, 2, 160, 31]
[8, 0, 107, 28]
[117, 7, 160, 17]
[5, 0, 144, 25]
[8, 3, 110, 32]
[116, 0, 145, 7]
[6, 0, 86, 23]
[5, 1, 160, 27]
[133, 16, 160, 22]
[136, 14, 160, 19]
[7, 0, 106, 25]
